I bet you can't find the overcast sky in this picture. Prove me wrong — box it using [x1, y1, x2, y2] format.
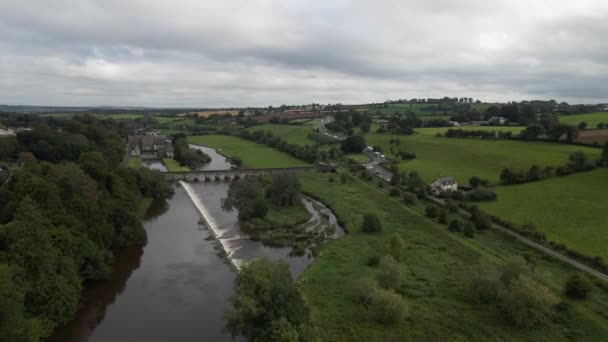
[1, 0, 607, 107]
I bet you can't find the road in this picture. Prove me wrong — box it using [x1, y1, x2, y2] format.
[313, 117, 346, 141]
[367, 162, 608, 282]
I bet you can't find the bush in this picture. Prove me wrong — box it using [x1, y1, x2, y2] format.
[402, 192, 416, 205]
[354, 278, 377, 304]
[467, 187, 497, 202]
[463, 224, 475, 238]
[425, 205, 439, 219]
[469, 176, 490, 188]
[499, 275, 558, 328]
[448, 219, 463, 233]
[471, 209, 492, 230]
[500, 256, 529, 286]
[361, 213, 382, 233]
[468, 265, 500, 303]
[370, 288, 409, 325]
[389, 188, 400, 197]
[438, 211, 448, 224]
[377, 255, 401, 290]
[390, 234, 405, 261]
[564, 273, 593, 299]
[377, 181, 384, 188]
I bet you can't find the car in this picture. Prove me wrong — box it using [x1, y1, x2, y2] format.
[366, 165, 373, 169]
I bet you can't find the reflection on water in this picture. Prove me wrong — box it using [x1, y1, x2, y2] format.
[189, 144, 233, 171]
[142, 160, 167, 172]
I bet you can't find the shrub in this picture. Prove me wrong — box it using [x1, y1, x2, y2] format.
[499, 256, 529, 286]
[467, 187, 497, 202]
[425, 205, 439, 219]
[468, 265, 500, 303]
[463, 224, 475, 238]
[390, 234, 405, 261]
[377, 255, 401, 290]
[354, 278, 377, 304]
[402, 192, 416, 205]
[370, 288, 409, 325]
[499, 275, 558, 328]
[564, 273, 593, 299]
[438, 211, 448, 224]
[361, 213, 382, 233]
[471, 209, 492, 230]
[448, 219, 463, 233]
[389, 188, 401, 197]
[469, 176, 489, 188]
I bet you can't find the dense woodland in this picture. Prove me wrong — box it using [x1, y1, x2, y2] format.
[0, 116, 172, 340]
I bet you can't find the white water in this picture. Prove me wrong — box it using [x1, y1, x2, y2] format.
[179, 181, 244, 270]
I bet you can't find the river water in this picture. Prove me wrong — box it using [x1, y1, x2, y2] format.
[49, 145, 342, 342]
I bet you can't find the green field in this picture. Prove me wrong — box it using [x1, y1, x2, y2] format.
[127, 157, 142, 168]
[162, 158, 190, 172]
[481, 168, 608, 261]
[155, 116, 197, 126]
[188, 135, 311, 168]
[416, 125, 525, 136]
[299, 172, 608, 341]
[100, 113, 145, 120]
[366, 133, 600, 184]
[344, 153, 370, 163]
[559, 112, 608, 127]
[245, 124, 317, 146]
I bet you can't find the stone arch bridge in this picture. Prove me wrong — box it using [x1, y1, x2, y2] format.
[164, 166, 318, 182]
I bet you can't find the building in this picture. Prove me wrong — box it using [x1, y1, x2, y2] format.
[128, 134, 172, 155]
[489, 116, 507, 125]
[431, 177, 458, 194]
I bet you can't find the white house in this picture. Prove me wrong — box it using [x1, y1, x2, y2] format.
[431, 177, 458, 194]
[489, 116, 507, 125]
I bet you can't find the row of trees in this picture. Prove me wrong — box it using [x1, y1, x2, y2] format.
[233, 129, 322, 163]
[500, 151, 598, 185]
[0, 117, 173, 340]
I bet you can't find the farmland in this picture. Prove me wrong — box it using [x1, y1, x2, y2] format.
[416, 125, 525, 136]
[365, 133, 601, 183]
[245, 124, 318, 146]
[299, 172, 608, 341]
[481, 168, 608, 261]
[559, 112, 608, 127]
[188, 134, 311, 168]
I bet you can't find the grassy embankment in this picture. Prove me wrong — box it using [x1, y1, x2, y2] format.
[481, 168, 608, 261]
[365, 132, 600, 184]
[298, 171, 608, 341]
[162, 158, 190, 172]
[188, 135, 311, 168]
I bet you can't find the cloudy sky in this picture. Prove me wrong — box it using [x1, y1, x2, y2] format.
[1, 0, 607, 107]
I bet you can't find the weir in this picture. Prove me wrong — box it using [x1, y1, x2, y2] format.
[179, 181, 243, 270]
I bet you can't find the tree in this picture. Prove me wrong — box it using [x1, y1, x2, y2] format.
[500, 256, 529, 287]
[361, 213, 382, 233]
[269, 173, 302, 207]
[463, 224, 475, 238]
[499, 275, 558, 328]
[402, 192, 416, 205]
[376, 255, 401, 290]
[601, 142, 608, 166]
[469, 176, 489, 188]
[369, 288, 408, 324]
[0, 264, 44, 341]
[340, 134, 366, 153]
[578, 121, 588, 130]
[520, 124, 545, 140]
[224, 259, 314, 341]
[471, 209, 492, 229]
[564, 273, 593, 299]
[390, 234, 405, 261]
[438, 210, 448, 224]
[222, 179, 267, 220]
[568, 151, 594, 171]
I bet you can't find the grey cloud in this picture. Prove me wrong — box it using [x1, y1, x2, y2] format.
[1, 0, 607, 106]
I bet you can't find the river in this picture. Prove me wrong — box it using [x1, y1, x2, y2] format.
[49, 145, 342, 341]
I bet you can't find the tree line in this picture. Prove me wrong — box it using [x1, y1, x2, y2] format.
[0, 116, 173, 340]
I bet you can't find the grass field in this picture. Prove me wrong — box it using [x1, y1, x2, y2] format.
[299, 171, 608, 341]
[188, 135, 311, 168]
[416, 125, 525, 136]
[127, 157, 142, 168]
[162, 158, 190, 172]
[100, 113, 145, 120]
[245, 124, 317, 146]
[559, 112, 608, 127]
[344, 153, 370, 163]
[481, 168, 608, 261]
[365, 133, 601, 184]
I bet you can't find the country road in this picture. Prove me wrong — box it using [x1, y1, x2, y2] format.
[367, 162, 608, 282]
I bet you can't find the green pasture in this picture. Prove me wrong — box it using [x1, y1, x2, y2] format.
[245, 124, 317, 146]
[365, 133, 600, 184]
[481, 168, 608, 261]
[162, 158, 190, 172]
[299, 171, 608, 341]
[188, 135, 311, 168]
[559, 112, 608, 127]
